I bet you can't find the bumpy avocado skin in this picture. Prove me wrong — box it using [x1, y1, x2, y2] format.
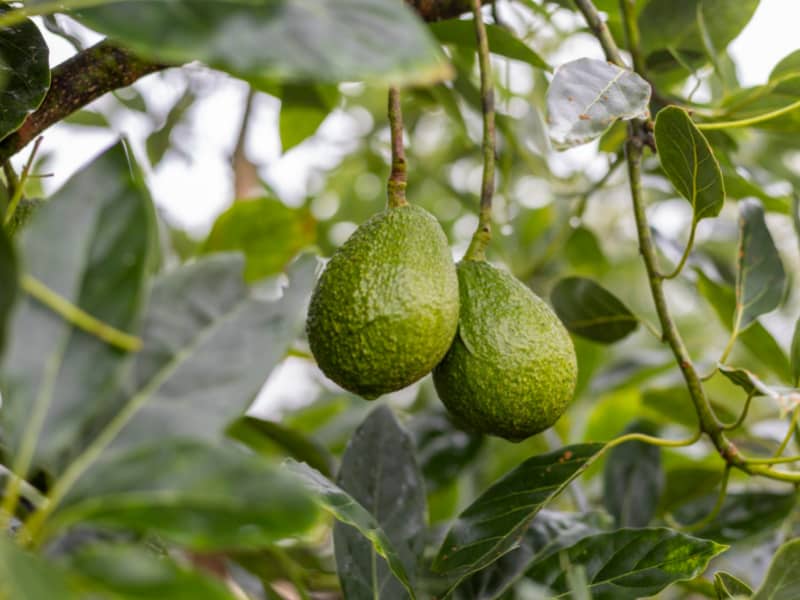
[433, 260, 577, 441]
[307, 204, 459, 399]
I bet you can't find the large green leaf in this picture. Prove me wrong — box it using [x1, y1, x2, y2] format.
[202, 198, 316, 282]
[333, 405, 427, 599]
[451, 511, 601, 600]
[753, 538, 800, 599]
[48, 439, 319, 550]
[546, 58, 650, 149]
[603, 421, 663, 528]
[73, 0, 450, 86]
[429, 19, 550, 71]
[714, 571, 753, 599]
[105, 253, 317, 450]
[279, 84, 337, 152]
[67, 543, 237, 599]
[227, 414, 336, 478]
[526, 528, 727, 599]
[285, 459, 417, 599]
[0, 537, 75, 599]
[0, 142, 156, 474]
[735, 199, 786, 331]
[655, 106, 724, 222]
[551, 277, 638, 344]
[0, 227, 16, 355]
[0, 7, 50, 140]
[695, 269, 791, 380]
[432, 443, 604, 577]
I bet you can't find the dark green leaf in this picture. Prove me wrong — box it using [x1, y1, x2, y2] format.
[547, 58, 650, 149]
[411, 410, 484, 493]
[735, 199, 786, 331]
[227, 414, 336, 478]
[659, 464, 723, 515]
[0, 8, 50, 140]
[717, 364, 767, 397]
[655, 106, 724, 221]
[50, 439, 319, 550]
[1, 142, 156, 473]
[714, 571, 753, 599]
[146, 87, 196, 167]
[279, 84, 337, 152]
[61, 110, 110, 128]
[334, 405, 426, 599]
[0, 537, 75, 599]
[603, 421, 664, 527]
[202, 198, 316, 282]
[0, 227, 16, 355]
[674, 491, 796, 543]
[285, 459, 417, 599]
[551, 277, 638, 344]
[68, 543, 237, 599]
[429, 19, 550, 71]
[753, 538, 800, 600]
[695, 269, 791, 380]
[526, 527, 727, 599]
[106, 253, 317, 450]
[452, 511, 602, 600]
[432, 443, 604, 576]
[791, 317, 800, 385]
[73, 0, 451, 86]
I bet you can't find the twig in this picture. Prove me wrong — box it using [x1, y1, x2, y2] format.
[387, 87, 408, 208]
[464, 0, 497, 261]
[4, 137, 43, 226]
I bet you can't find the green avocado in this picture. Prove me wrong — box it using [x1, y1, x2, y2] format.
[433, 259, 577, 441]
[306, 204, 459, 399]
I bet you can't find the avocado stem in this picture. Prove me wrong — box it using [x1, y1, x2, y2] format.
[464, 0, 496, 261]
[387, 86, 408, 208]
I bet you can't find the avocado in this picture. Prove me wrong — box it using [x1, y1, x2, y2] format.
[307, 204, 459, 399]
[433, 259, 577, 441]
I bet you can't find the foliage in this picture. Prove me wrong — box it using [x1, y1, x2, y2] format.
[0, 0, 799, 598]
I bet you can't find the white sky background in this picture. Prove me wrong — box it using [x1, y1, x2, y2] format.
[18, 1, 800, 415]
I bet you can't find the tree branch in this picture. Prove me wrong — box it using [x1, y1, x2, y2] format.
[0, 40, 166, 163]
[406, 0, 493, 21]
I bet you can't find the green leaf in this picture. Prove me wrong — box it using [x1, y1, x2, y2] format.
[0, 142, 157, 474]
[603, 421, 664, 527]
[106, 253, 317, 450]
[655, 106, 724, 221]
[791, 317, 800, 385]
[546, 58, 651, 149]
[526, 527, 727, 599]
[279, 84, 337, 152]
[674, 491, 796, 543]
[73, 0, 451, 86]
[50, 439, 319, 550]
[551, 277, 638, 344]
[202, 198, 316, 282]
[285, 459, 418, 600]
[432, 443, 604, 577]
[452, 511, 602, 600]
[0, 7, 50, 140]
[67, 543, 237, 599]
[714, 571, 753, 599]
[717, 364, 769, 397]
[146, 87, 196, 167]
[333, 405, 426, 599]
[0, 227, 17, 355]
[695, 269, 791, 380]
[0, 537, 75, 599]
[735, 199, 786, 331]
[753, 538, 800, 600]
[429, 19, 550, 71]
[226, 414, 336, 478]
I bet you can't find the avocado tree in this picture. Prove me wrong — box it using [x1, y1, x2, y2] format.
[1, 0, 799, 598]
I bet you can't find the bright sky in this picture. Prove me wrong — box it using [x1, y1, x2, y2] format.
[22, 0, 800, 237]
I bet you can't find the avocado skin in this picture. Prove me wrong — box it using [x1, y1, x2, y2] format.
[433, 260, 577, 441]
[307, 204, 459, 399]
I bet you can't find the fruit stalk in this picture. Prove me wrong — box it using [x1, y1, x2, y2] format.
[464, 0, 496, 261]
[387, 86, 409, 208]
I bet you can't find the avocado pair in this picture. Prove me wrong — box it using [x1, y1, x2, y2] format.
[306, 204, 577, 441]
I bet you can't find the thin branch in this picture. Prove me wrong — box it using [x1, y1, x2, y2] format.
[387, 87, 408, 209]
[464, 0, 497, 261]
